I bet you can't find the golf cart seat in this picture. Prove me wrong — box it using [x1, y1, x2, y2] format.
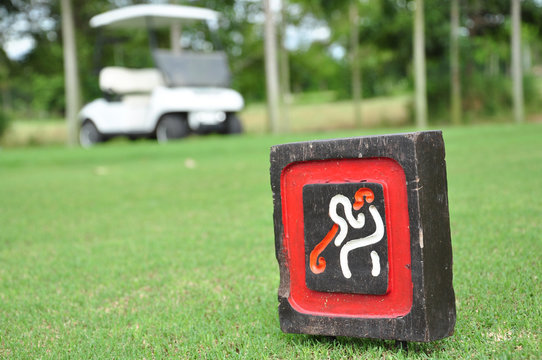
[99, 66, 165, 95]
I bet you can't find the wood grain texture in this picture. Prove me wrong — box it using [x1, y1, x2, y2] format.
[270, 131, 456, 342]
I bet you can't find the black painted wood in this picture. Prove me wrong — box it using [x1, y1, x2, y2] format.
[270, 131, 456, 342]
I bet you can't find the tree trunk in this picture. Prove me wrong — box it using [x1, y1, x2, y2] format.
[350, 2, 362, 128]
[511, 0, 524, 124]
[450, 0, 461, 125]
[171, 23, 182, 54]
[169, 0, 181, 54]
[279, 0, 291, 133]
[61, 0, 81, 146]
[264, 0, 280, 134]
[413, 0, 428, 128]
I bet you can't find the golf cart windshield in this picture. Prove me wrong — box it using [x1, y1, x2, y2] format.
[152, 49, 230, 87]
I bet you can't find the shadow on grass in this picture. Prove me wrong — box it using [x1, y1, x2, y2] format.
[282, 332, 450, 357]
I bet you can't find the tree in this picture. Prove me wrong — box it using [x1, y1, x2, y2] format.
[301, 0, 364, 126]
[350, 1, 362, 127]
[511, 0, 524, 123]
[450, 0, 461, 125]
[264, 0, 280, 134]
[0, 49, 11, 113]
[60, 0, 80, 146]
[413, 0, 428, 128]
[4, 0, 542, 128]
[279, 0, 291, 133]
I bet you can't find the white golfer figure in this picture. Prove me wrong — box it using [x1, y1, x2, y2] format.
[309, 187, 385, 279]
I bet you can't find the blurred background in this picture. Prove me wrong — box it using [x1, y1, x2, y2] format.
[1, 0, 541, 146]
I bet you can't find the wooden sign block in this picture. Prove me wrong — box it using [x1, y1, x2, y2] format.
[270, 131, 456, 342]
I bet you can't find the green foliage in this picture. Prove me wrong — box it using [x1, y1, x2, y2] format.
[0, 109, 10, 137]
[216, 2, 267, 101]
[0, 123, 541, 357]
[29, 74, 66, 115]
[523, 74, 540, 108]
[425, 0, 542, 122]
[289, 43, 346, 96]
[463, 74, 512, 116]
[2, 0, 542, 122]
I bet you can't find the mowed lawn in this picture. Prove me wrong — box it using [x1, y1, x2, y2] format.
[0, 123, 540, 359]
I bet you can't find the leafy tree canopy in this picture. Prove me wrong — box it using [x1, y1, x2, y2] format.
[1, 0, 542, 121]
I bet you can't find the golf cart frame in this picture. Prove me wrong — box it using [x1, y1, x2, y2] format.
[79, 4, 244, 147]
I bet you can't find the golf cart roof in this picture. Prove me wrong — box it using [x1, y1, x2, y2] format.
[90, 4, 219, 29]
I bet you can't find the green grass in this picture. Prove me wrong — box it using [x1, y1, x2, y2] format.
[0, 123, 541, 358]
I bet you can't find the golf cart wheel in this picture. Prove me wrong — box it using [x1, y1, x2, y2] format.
[156, 114, 189, 143]
[226, 114, 243, 134]
[79, 120, 103, 148]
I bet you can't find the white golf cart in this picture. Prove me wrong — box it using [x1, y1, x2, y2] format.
[79, 4, 244, 147]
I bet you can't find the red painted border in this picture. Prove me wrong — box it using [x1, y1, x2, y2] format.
[280, 158, 413, 318]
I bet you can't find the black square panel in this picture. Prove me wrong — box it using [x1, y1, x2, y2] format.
[303, 182, 389, 295]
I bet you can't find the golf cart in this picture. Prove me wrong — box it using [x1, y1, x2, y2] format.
[79, 4, 244, 147]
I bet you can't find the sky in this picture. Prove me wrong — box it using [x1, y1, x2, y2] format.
[4, 38, 35, 60]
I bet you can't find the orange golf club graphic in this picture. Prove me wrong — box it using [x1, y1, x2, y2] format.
[309, 187, 385, 278]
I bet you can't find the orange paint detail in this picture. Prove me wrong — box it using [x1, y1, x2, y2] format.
[310, 224, 339, 274]
[353, 187, 375, 210]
